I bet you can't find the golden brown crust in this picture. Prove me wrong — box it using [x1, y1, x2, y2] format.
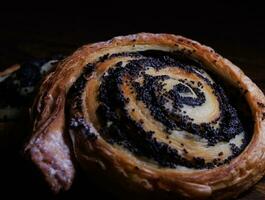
[0, 60, 74, 192]
[25, 33, 265, 199]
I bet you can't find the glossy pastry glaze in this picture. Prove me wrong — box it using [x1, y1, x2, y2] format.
[25, 33, 265, 199]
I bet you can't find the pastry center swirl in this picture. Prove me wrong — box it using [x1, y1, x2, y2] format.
[68, 50, 248, 169]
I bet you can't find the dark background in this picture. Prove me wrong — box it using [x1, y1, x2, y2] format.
[0, 2, 264, 88]
[1, 2, 265, 199]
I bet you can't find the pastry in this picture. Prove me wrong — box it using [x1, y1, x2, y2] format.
[25, 33, 265, 199]
[0, 56, 62, 148]
[0, 56, 63, 121]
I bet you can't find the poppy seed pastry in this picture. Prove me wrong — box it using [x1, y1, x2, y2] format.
[0, 57, 63, 149]
[0, 57, 63, 122]
[25, 33, 265, 199]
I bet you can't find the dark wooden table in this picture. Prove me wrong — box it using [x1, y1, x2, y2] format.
[0, 3, 264, 199]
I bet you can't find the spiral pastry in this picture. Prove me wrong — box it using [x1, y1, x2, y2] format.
[25, 33, 265, 199]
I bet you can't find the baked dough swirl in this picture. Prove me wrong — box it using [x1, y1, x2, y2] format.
[25, 33, 265, 199]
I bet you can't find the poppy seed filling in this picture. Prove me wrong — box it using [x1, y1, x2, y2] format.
[68, 50, 250, 169]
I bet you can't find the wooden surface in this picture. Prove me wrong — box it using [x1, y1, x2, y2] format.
[0, 4, 264, 199]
